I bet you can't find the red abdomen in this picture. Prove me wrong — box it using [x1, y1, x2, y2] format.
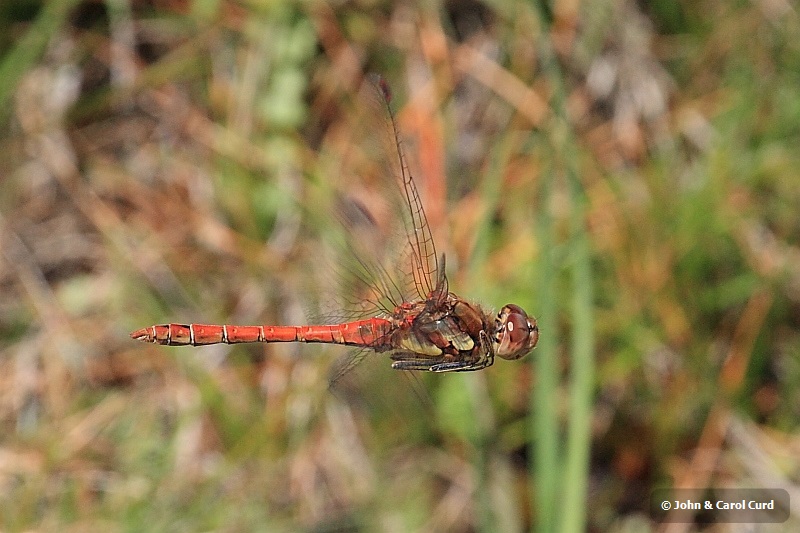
[130, 317, 393, 348]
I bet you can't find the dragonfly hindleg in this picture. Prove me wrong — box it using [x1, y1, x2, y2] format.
[429, 359, 492, 372]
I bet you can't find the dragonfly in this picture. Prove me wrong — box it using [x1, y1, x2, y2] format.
[130, 76, 538, 374]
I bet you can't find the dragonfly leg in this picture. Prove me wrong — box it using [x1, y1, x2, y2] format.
[429, 332, 495, 372]
[391, 331, 497, 372]
[392, 353, 493, 373]
[391, 359, 443, 371]
[429, 359, 491, 372]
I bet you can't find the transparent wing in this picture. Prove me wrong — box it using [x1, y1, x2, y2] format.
[311, 75, 441, 324]
[364, 74, 440, 302]
[302, 75, 445, 385]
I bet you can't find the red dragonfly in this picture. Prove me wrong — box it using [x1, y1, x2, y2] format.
[131, 76, 538, 373]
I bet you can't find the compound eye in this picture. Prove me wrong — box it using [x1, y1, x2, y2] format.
[506, 312, 530, 345]
[496, 304, 537, 360]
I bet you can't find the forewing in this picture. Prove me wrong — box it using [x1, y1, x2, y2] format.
[364, 75, 440, 301]
[302, 75, 445, 387]
[316, 75, 440, 324]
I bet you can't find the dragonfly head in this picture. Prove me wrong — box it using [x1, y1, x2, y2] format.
[494, 304, 539, 360]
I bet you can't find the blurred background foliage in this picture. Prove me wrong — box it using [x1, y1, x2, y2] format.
[1, 0, 799, 531]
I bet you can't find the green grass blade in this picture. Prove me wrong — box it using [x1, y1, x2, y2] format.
[528, 2, 595, 530]
[560, 195, 594, 532]
[532, 165, 560, 532]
